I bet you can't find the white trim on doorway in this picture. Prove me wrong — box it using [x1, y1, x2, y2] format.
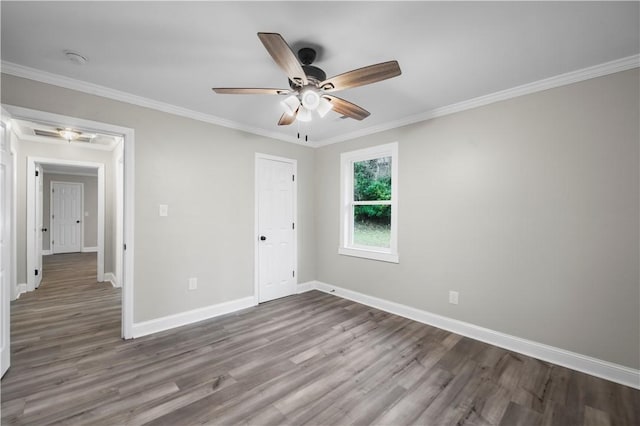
[5, 105, 135, 340]
[28, 158, 104, 284]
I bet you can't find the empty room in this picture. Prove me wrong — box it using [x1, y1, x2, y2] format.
[0, 2, 638, 425]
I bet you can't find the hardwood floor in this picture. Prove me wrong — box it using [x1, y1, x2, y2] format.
[1, 253, 638, 425]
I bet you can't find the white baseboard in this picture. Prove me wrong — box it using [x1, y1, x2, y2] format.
[297, 281, 316, 293]
[131, 296, 256, 339]
[308, 280, 639, 390]
[104, 272, 119, 288]
[81, 246, 98, 253]
[42, 249, 52, 256]
[13, 283, 27, 300]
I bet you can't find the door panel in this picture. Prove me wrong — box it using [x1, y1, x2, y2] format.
[51, 182, 82, 254]
[257, 157, 295, 303]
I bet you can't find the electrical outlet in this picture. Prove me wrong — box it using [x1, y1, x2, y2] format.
[449, 290, 459, 305]
[159, 204, 169, 217]
[188, 277, 197, 290]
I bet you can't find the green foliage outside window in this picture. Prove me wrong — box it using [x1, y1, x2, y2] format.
[354, 158, 392, 223]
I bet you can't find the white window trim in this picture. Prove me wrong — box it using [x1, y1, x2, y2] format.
[339, 142, 399, 263]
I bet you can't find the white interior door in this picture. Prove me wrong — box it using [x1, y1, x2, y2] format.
[256, 156, 296, 303]
[1, 116, 13, 377]
[51, 182, 83, 254]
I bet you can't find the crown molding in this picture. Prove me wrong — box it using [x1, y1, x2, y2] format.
[1, 61, 304, 146]
[317, 54, 640, 147]
[3, 54, 638, 148]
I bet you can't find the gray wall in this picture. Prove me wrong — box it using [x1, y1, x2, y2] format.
[315, 69, 639, 369]
[2, 73, 316, 323]
[42, 173, 98, 251]
[14, 139, 116, 283]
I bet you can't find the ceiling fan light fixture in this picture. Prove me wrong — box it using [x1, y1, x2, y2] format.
[296, 106, 312, 122]
[281, 95, 300, 116]
[316, 97, 334, 118]
[58, 128, 81, 141]
[300, 89, 320, 111]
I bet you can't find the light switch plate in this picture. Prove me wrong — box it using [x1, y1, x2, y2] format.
[159, 204, 168, 217]
[84, 211, 89, 217]
[188, 277, 197, 290]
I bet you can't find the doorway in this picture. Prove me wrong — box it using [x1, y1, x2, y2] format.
[4, 105, 135, 340]
[254, 153, 297, 303]
[27, 159, 105, 288]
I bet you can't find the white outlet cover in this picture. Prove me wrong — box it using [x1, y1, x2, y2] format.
[84, 211, 89, 217]
[449, 291, 459, 305]
[159, 204, 169, 217]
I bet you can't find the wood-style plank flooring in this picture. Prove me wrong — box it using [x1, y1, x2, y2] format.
[1, 253, 638, 425]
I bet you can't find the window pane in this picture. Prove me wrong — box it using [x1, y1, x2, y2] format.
[353, 205, 391, 248]
[354, 156, 392, 201]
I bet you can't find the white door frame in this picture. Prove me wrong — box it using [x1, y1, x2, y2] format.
[28, 159, 102, 285]
[1, 108, 14, 377]
[6, 105, 135, 340]
[114, 144, 124, 289]
[50, 180, 85, 254]
[34, 163, 44, 289]
[254, 153, 297, 304]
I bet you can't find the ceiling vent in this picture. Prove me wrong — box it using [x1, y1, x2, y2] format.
[34, 129, 93, 143]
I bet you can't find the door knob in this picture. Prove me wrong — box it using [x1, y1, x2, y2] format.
[76, 220, 81, 223]
[260, 236, 267, 241]
[41, 228, 47, 232]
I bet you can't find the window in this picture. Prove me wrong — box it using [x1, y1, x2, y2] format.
[339, 142, 398, 263]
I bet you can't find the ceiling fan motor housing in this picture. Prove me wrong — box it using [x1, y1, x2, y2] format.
[288, 47, 327, 89]
[289, 65, 326, 89]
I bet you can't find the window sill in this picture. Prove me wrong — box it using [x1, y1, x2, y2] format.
[338, 247, 399, 263]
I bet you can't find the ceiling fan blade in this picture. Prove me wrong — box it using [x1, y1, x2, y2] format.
[278, 109, 297, 126]
[324, 95, 370, 120]
[212, 88, 290, 95]
[257, 32, 308, 87]
[320, 60, 401, 92]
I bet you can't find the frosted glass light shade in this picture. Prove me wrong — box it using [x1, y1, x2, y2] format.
[281, 95, 300, 116]
[317, 97, 333, 118]
[300, 89, 320, 110]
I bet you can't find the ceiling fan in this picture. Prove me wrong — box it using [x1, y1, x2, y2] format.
[212, 32, 402, 126]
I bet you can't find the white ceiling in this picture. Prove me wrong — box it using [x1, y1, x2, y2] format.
[2, 2, 638, 145]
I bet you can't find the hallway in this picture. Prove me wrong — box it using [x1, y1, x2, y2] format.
[1, 253, 121, 423]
